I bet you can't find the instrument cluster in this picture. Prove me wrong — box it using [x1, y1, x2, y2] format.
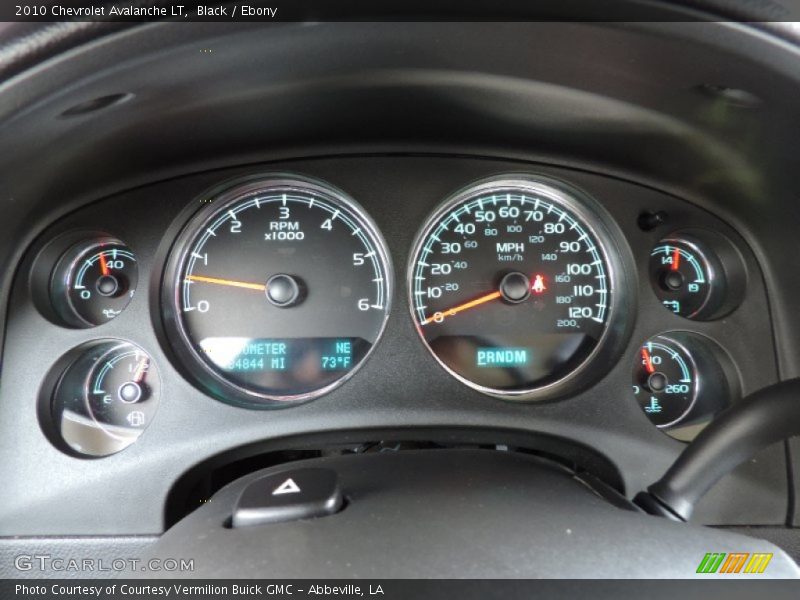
[22, 163, 759, 457]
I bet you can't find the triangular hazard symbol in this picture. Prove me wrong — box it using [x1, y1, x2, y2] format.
[272, 477, 301, 495]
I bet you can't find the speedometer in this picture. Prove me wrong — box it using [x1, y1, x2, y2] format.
[409, 175, 627, 400]
[162, 175, 392, 407]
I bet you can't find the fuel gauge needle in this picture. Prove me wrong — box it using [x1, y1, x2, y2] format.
[132, 357, 149, 383]
[185, 274, 266, 291]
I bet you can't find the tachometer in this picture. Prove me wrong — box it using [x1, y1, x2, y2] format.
[409, 175, 626, 400]
[162, 175, 392, 407]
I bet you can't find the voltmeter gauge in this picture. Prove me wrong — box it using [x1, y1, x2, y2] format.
[649, 232, 745, 321]
[47, 341, 159, 457]
[50, 238, 138, 327]
[649, 239, 714, 319]
[408, 175, 630, 401]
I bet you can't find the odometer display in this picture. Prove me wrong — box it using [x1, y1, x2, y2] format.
[163, 176, 391, 407]
[409, 176, 616, 399]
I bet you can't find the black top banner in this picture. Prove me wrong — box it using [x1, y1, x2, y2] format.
[3, 0, 800, 22]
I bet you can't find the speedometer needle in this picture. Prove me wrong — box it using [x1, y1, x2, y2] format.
[421, 270, 549, 326]
[420, 290, 502, 325]
[185, 274, 266, 291]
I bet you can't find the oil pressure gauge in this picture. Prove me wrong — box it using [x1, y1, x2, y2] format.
[49, 237, 138, 327]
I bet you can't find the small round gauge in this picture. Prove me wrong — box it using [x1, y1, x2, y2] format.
[649, 239, 715, 319]
[632, 332, 738, 439]
[50, 238, 138, 327]
[162, 175, 392, 407]
[408, 175, 629, 400]
[48, 341, 159, 457]
[633, 336, 698, 428]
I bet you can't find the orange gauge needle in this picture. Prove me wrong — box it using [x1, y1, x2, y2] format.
[641, 347, 655, 374]
[421, 290, 502, 326]
[133, 357, 149, 383]
[185, 274, 266, 291]
[99, 252, 109, 276]
[671, 247, 681, 271]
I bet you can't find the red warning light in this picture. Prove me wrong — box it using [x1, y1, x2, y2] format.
[531, 274, 546, 294]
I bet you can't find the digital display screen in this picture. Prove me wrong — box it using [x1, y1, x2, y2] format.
[476, 347, 530, 368]
[201, 337, 358, 374]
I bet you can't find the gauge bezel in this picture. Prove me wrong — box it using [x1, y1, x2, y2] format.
[650, 236, 717, 320]
[407, 174, 631, 402]
[81, 341, 158, 441]
[50, 237, 137, 328]
[636, 334, 701, 429]
[42, 339, 160, 458]
[161, 174, 394, 409]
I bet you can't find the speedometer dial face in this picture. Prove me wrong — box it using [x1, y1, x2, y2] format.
[163, 176, 392, 407]
[409, 176, 618, 400]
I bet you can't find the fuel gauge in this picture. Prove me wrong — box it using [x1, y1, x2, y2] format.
[46, 340, 159, 457]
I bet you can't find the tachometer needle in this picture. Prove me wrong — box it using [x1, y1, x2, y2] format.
[185, 274, 266, 291]
[421, 290, 502, 326]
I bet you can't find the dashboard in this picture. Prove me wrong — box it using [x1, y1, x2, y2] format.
[0, 155, 784, 535]
[1, 13, 800, 579]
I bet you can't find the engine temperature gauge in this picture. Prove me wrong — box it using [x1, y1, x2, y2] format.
[50, 238, 138, 327]
[633, 336, 698, 428]
[633, 332, 738, 440]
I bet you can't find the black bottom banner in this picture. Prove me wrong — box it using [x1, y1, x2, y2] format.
[2, 579, 800, 600]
